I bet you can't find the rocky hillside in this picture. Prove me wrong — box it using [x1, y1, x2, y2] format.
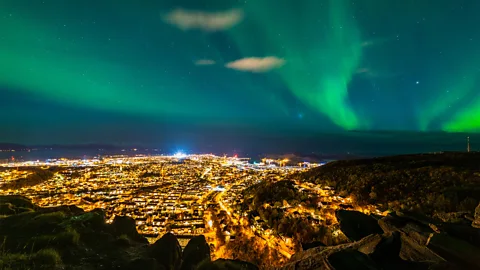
[281, 209, 480, 270]
[298, 152, 480, 217]
[2, 196, 480, 269]
[0, 195, 257, 270]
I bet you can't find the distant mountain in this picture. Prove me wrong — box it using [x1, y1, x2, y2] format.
[36, 144, 121, 151]
[0, 143, 28, 150]
[264, 152, 365, 163]
[0, 143, 142, 151]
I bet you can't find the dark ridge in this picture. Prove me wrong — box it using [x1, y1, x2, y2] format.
[298, 152, 480, 216]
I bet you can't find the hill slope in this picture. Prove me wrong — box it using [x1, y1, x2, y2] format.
[297, 152, 480, 216]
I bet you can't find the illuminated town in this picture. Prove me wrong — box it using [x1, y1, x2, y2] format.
[0, 153, 381, 262]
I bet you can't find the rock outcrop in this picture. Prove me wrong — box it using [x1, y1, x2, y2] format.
[442, 223, 480, 248]
[181, 235, 211, 270]
[281, 234, 383, 269]
[3, 196, 480, 270]
[427, 233, 480, 269]
[282, 210, 480, 270]
[335, 210, 383, 241]
[302, 241, 326, 251]
[148, 232, 183, 270]
[327, 250, 377, 270]
[111, 215, 148, 244]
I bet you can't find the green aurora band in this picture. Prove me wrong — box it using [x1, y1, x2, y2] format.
[1, 0, 480, 133]
[0, 4, 280, 121]
[419, 53, 480, 132]
[231, 0, 364, 130]
[0, 15, 173, 115]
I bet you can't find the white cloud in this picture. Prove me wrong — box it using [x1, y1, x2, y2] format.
[356, 68, 371, 74]
[225, 57, 286, 72]
[195, 59, 216, 66]
[195, 59, 215, 66]
[163, 8, 243, 31]
[361, 41, 374, 47]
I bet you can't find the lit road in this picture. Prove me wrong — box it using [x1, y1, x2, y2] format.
[215, 179, 295, 259]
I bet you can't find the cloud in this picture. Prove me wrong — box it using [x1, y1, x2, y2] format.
[361, 36, 397, 48]
[195, 59, 216, 66]
[163, 8, 243, 31]
[225, 57, 286, 72]
[361, 41, 374, 47]
[356, 67, 401, 79]
[356, 68, 371, 74]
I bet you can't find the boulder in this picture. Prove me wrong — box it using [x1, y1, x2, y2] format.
[148, 232, 182, 270]
[283, 230, 451, 270]
[110, 215, 148, 244]
[302, 241, 326, 251]
[327, 250, 378, 270]
[427, 233, 480, 269]
[84, 209, 108, 228]
[289, 244, 329, 263]
[370, 232, 430, 270]
[377, 214, 458, 266]
[402, 223, 434, 246]
[378, 214, 435, 245]
[442, 223, 480, 248]
[180, 235, 211, 270]
[370, 232, 402, 262]
[378, 215, 408, 234]
[395, 211, 439, 227]
[398, 233, 444, 263]
[281, 234, 382, 270]
[336, 210, 383, 241]
[197, 258, 258, 270]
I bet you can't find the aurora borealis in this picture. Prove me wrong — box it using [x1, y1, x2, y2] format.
[1, 0, 480, 145]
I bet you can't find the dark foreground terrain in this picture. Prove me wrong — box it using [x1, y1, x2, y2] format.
[2, 152, 480, 269]
[2, 195, 480, 269]
[0, 195, 257, 270]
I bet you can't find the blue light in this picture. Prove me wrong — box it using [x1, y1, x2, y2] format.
[173, 151, 186, 158]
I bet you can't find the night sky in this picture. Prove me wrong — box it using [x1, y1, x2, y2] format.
[1, 0, 480, 147]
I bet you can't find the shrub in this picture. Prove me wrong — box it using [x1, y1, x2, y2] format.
[0, 203, 16, 216]
[57, 229, 80, 246]
[33, 211, 66, 224]
[31, 228, 80, 250]
[26, 211, 67, 232]
[31, 248, 62, 268]
[0, 253, 29, 269]
[0, 195, 34, 209]
[115, 234, 131, 246]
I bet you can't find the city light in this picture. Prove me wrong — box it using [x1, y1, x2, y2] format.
[173, 151, 187, 159]
[0, 153, 330, 263]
